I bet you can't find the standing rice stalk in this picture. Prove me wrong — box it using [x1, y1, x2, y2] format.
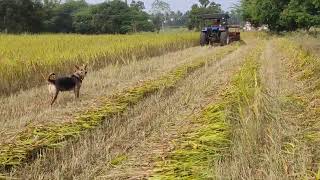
[0, 32, 198, 95]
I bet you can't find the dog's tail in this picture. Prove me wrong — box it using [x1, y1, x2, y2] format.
[48, 73, 56, 84]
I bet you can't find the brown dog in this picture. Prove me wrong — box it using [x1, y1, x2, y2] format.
[48, 64, 88, 105]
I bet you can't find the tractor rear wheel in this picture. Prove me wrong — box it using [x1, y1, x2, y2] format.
[200, 32, 207, 46]
[220, 32, 229, 46]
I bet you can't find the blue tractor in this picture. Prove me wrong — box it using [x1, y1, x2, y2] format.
[200, 14, 240, 46]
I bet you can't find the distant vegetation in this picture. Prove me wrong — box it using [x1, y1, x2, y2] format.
[240, 0, 320, 31]
[0, 0, 189, 34]
[0, 0, 319, 33]
[186, 0, 223, 30]
[0, 0, 229, 34]
[0, 0, 153, 34]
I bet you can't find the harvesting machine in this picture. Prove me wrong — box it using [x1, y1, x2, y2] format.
[200, 13, 240, 46]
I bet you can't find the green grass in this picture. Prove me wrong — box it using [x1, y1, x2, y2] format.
[110, 154, 128, 166]
[0, 44, 240, 171]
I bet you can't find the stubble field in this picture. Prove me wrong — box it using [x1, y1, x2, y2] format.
[0, 32, 319, 179]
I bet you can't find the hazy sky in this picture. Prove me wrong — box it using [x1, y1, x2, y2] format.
[86, 0, 239, 12]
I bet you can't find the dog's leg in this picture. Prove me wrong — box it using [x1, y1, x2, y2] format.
[51, 91, 59, 106]
[74, 88, 80, 99]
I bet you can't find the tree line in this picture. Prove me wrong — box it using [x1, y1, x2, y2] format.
[241, 0, 320, 31]
[0, 0, 224, 34]
[186, 0, 223, 30]
[0, 0, 157, 34]
[2, 0, 318, 34]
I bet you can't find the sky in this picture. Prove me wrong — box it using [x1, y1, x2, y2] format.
[86, 0, 239, 12]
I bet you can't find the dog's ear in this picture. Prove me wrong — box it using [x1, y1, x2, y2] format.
[83, 64, 88, 70]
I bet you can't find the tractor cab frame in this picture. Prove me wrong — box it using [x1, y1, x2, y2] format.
[200, 13, 240, 46]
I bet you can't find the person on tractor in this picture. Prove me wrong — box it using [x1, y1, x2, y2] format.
[213, 19, 221, 26]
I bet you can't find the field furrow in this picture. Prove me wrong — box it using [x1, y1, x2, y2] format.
[222, 39, 302, 179]
[207, 42, 265, 179]
[216, 37, 320, 179]
[1, 43, 240, 176]
[94, 43, 257, 179]
[273, 39, 320, 179]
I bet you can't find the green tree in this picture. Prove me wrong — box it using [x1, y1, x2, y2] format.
[281, 0, 320, 31]
[152, 14, 162, 33]
[90, 0, 131, 34]
[0, 0, 43, 33]
[164, 11, 188, 27]
[151, 0, 170, 15]
[73, 7, 93, 34]
[130, 1, 154, 32]
[187, 0, 222, 30]
[44, 0, 88, 33]
[130, 0, 145, 10]
[0, 0, 156, 34]
[228, 4, 243, 25]
[151, 0, 171, 31]
[241, 0, 320, 31]
[199, 0, 210, 8]
[43, 0, 61, 8]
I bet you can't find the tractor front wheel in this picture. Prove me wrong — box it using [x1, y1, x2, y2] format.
[200, 32, 208, 46]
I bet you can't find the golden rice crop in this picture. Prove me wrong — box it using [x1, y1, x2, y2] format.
[0, 32, 198, 95]
[0, 44, 239, 170]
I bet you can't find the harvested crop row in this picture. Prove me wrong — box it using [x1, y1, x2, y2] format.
[277, 38, 320, 178]
[215, 43, 266, 179]
[150, 96, 231, 179]
[28, 43, 250, 179]
[0, 32, 198, 95]
[277, 38, 320, 82]
[0, 43, 240, 172]
[287, 32, 320, 57]
[151, 44, 264, 179]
